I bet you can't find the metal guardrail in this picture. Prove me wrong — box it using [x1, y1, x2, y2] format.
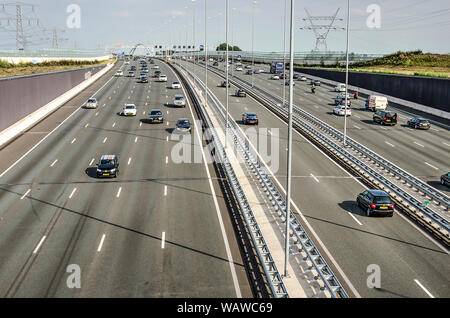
[204, 62, 450, 244]
[170, 62, 289, 298]
[178, 62, 349, 298]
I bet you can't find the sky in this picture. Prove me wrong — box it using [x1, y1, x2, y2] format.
[0, 0, 449, 54]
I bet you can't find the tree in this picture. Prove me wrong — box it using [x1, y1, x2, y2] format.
[216, 43, 242, 51]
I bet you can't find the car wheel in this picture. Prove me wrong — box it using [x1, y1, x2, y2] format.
[366, 207, 371, 217]
[388, 213, 393, 217]
[442, 179, 445, 185]
[415, 124, 418, 129]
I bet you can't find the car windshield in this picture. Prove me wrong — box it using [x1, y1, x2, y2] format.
[88, 99, 96, 103]
[177, 120, 190, 127]
[247, 114, 257, 118]
[125, 105, 135, 109]
[419, 119, 429, 123]
[373, 196, 392, 204]
[173, 82, 180, 85]
[175, 96, 184, 100]
[100, 159, 113, 165]
[151, 110, 162, 115]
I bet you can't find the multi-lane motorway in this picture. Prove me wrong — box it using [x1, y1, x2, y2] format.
[181, 59, 450, 298]
[0, 60, 253, 297]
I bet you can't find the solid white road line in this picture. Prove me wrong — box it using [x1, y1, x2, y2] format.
[166, 121, 169, 126]
[347, 212, 363, 226]
[50, 159, 58, 167]
[166, 136, 169, 142]
[161, 232, 165, 249]
[97, 234, 106, 252]
[33, 236, 46, 254]
[414, 141, 425, 147]
[164, 185, 167, 196]
[385, 141, 395, 147]
[69, 188, 77, 199]
[71, 138, 76, 144]
[424, 162, 438, 170]
[310, 173, 319, 183]
[20, 189, 31, 200]
[140, 122, 142, 127]
[414, 279, 434, 298]
[353, 125, 361, 130]
[89, 158, 95, 166]
[443, 142, 450, 147]
[116, 187, 122, 198]
[128, 157, 132, 165]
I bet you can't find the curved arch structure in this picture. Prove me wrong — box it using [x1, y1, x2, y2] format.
[129, 43, 152, 57]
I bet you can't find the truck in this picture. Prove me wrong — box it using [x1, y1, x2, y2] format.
[270, 61, 284, 74]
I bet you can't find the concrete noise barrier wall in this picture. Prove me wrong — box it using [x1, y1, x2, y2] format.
[0, 65, 106, 132]
[294, 67, 450, 113]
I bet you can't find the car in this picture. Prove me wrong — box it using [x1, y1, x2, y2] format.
[407, 117, 431, 129]
[154, 70, 161, 77]
[149, 60, 155, 64]
[246, 70, 253, 75]
[171, 81, 181, 89]
[124, 61, 130, 65]
[441, 172, 450, 187]
[220, 81, 231, 88]
[285, 80, 295, 86]
[158, 74, 168, 82]
[213, 61, 219, 66]
[242, 112, 259, 125]
[235, 88, 246, 97]
[235, 66, 243, 71]
[142, 67, 149, 73]
[335, 83, 346, 92]
[337, 92, 351, 99]
[130, 65, 136, 71]
[335, 96, 352, 106]
[85, 98, 98, 109]
[115, 70, 123, 77]
[245, 65, 252, 69]
[96, 155, 119, 178]
[333, 105, 352, 116]
[176, 118, 192, 133]
[127, 71, 135, 77]
[311, 79, 321, 86]
[366, 95, 388, 112]
[148, 109, 164, 123]
[293, 74, 300, 79]
[152, 65, 159, 69]
[279, 73, 287, 79]
[299, 76, 307, 81]
[271, 74, 280, 80]
[139, 76, 148, 83]
[173, 94, 186, 107]
[121, 104, 137, 116]
[373, 110, 398, 126]
[356, 189, 394, 217]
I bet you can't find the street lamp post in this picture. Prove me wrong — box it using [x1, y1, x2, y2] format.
[282, 0, 287, 109]
[343, 0, 350, 146]
[204, 0, 208, 108]
[251, 1, 256, 88]
[284, 0, 295, 278]
[225, 0, 229, 147]
[192, 0, 196, 81]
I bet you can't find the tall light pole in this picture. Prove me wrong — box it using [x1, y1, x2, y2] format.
[284, 0, 295, 278]
[282, 0, 287, 109]
[231, 7, 236, 78]
[343, 0, 350, 146]
[251, 1, 257, 88]
[225, 0, 229, 148]
[204, 0, 208, 108]
[192, 0, 196, 80]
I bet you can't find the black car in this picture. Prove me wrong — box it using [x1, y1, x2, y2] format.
[407, 117, 431, 130]
[96, 155, 119, 178]
[213, 61, 219, 66]
[236, 88, 246, 97]
[285, 80, 295, 86]
[357, 189, 394, 217]
[139, 76, 148, 83]
[373, 110, 398, 126]
[148, 109, 163, 123]
[441, 172, 450, 187]
[334, 96, 351, 106]
[293, 74, 300, 79]
[241, 113, 259, 125]
[220, 81, 230, 88]
[154, 70, 161, 77]
[246, 69, 253, 75]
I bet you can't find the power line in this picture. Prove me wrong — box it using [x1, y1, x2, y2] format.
[0, 2, 39, 49]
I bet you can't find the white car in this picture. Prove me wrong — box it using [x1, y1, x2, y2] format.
[152, 65, 159, 69]
[171, 81, 181, 89]
[333, 105, 352, 116]
[85, 98, 98, 109]
[299, 76, 307, 81]
[127, 71, 135, 77]
[335, 83, 346, 92]
[115, 70, 123, 77]
[173, 94, 186, 107]
[254, 69, 264, 74]
[271, 74, 280, 80]
[235, 66, 243, 71]
[158, 75, 168, 82]
[125, 61, 130, 65]
[121, 104, 137, 116]
[337, 92, 351, 99]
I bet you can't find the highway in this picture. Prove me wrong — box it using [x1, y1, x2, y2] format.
[217, 62, 450, 194]
[0, 60, 253, 297]
[181, 59, 450, 298]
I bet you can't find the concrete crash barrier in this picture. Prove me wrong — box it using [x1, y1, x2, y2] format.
[0, 61, 116, 148]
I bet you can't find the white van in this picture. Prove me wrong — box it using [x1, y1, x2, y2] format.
[366, 95, 388, 112]
[335, 83, 346, 92]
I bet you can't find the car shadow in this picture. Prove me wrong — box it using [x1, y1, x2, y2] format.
[361, 119, 377, 125]
[338, 200, 386, 218]
[326, 112, 335, 115]
[165, 128, 175, 134]
[427, 181, 450, 193]
[85, 167, 97, 178]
